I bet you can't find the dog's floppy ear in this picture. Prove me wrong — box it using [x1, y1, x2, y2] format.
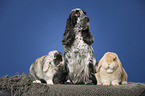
[82, 28, 94, 45]
[62, 13, 77, 46]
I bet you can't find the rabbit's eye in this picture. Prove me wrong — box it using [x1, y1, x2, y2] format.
[113, 57, 117, 61]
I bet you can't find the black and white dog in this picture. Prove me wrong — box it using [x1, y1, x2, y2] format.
[62, 8, 97, 84]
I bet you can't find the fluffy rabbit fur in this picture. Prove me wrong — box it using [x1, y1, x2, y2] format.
[95, 52, 127, 85]
[62, 8, 97, 84]
[29, 50, 64, 85]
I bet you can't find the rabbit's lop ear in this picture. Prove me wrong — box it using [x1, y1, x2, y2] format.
[41, 56, 49, 72]
[96, 57, 104, 72]
[43, 63, 49, 72]
[43, 61, 51, 73]
[116, 56, 123, 73]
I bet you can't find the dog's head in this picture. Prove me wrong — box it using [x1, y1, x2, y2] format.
[69, 8, 87, 27]
[43, 50, 64, 73]
[62, 8, 94, 46]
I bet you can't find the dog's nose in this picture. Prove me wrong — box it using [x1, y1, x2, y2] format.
[85, 17, 90, 22]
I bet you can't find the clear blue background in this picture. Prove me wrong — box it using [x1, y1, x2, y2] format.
[0, 0, 145, 83]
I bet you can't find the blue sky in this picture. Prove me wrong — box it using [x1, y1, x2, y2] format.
[0, 0, 145, 83]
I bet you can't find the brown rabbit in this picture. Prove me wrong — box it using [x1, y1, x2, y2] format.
[95, 52, 127, 85]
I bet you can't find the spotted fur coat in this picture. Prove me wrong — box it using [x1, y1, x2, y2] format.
[62, 8, 97, 84]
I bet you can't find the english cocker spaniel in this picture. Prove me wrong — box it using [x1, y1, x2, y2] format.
[62, 8, 97, 84]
